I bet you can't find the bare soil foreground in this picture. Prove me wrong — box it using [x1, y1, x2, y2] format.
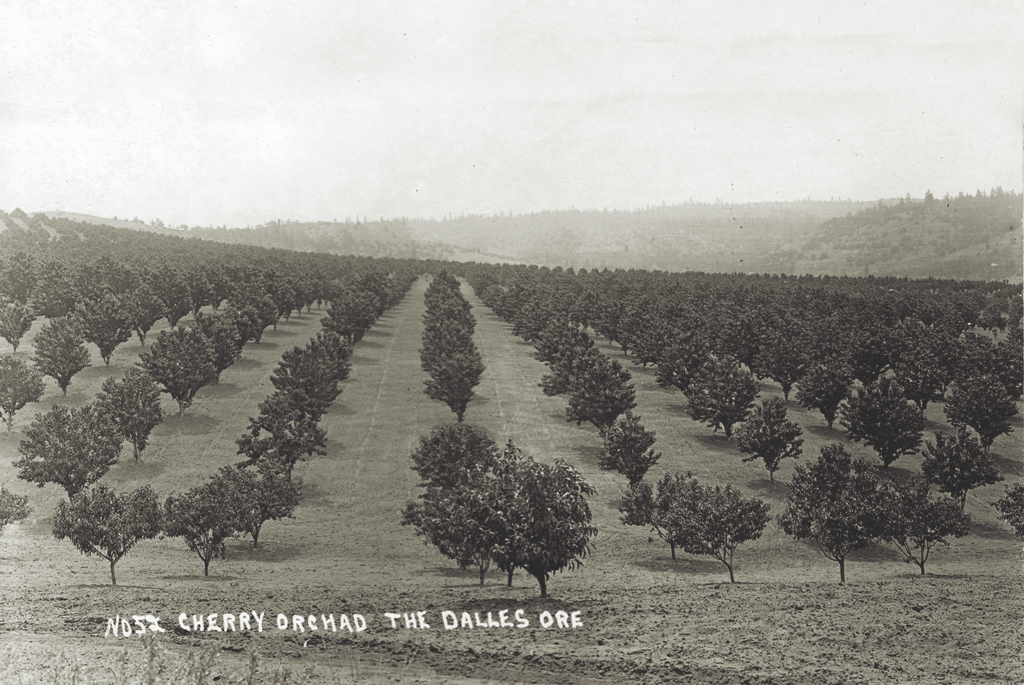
[1, 278, 1021, 684]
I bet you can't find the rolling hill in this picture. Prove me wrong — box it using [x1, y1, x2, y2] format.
[768, 190, 1023, 282]
[5, 191, 1021, 282]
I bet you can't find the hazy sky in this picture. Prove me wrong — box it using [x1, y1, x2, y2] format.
[1, 1, 1020, 227]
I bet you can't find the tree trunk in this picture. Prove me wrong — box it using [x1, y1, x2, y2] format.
[178, 400, 185, 417]
[839, 557, 846, 584]
[133, 442, 139, 461]
[203, 556, 210, 576]
[252, 525, 261, 548]
[507, 569, 513, 587]
[535, 573, 547, 598]
[110, 559, 117, 585]
[727, 563, 735, 583]
[670, 542, 676, 560]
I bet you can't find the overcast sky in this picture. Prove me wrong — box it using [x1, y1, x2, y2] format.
[1, 1, 1020, 227]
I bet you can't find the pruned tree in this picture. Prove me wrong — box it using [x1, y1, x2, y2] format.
[534, 320, 592, 366]
[419, 278, 485, 422]
[685, 355, 759, 439]
[0, 249, 37, 305]
[185, 270, 212, 316]
[795, 357, 852, 429]
[565, 351, 637, 434]
[401, 475, 509, 586]
[423, 349, 485, 422]
[127, 282, 165, 347]
[52, 484, 161, 585]
[994, 483, 1024, 539]
[890, 322, 950, 413]
[163, 482, 234, 576]
[30, 256, 78, 318]
[754, 329, 806, 401]
[32, 315, 91, 396]
[235, 392, 327, 479]
[323, 287, 379, 345]
[270, 334, 350, 420]
[190, 312, 241, 383]
[779, 444, 882, 583]
[944, 375, 1018, 453]
[137, 326, 218, 416]
[268, 275, 299, 323]
[955, 332, 997, 387]
[94, 366, 164, 460]
[597, 411, 661, 486]
[400, 423, 506, 583]
[490, 442, 598, 598]
[994, 325, 1023, 401]
[0, 486, 31, 536]
[619, 473, 697, 560]
[655, 329, 711, 396]
[224, 287, 278, 346]
[0, 356, 44, 432]
[76, 293, 135, 366]
[876, 478, 969, 575]
[847, 324, 894, 386]
[921, 427, 1002, 511]
[212, 464, 299, 548]
[840, 376, 924, 468]
[628, 315, 677, 369]
[673, 480, 772, 583]
[14, 404, 122, 499]
[207, 269, 232, 311]
[539, 337, 596, 397]
[736, 396, 804, 482]
[153, 267, 192, 328]
[0, 301, 35, 354]
[407, 423, 499, 490]
[401, 422, 510, 585]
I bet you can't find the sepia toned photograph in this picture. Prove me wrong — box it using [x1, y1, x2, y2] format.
[0, 2, 1021, 683]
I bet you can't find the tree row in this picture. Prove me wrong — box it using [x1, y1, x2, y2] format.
[419, 271, 485, 422]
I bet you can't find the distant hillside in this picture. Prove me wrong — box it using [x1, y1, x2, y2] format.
[767, 190, 1023, 282]
[7, 193, 1020, 281]
[39, 210, 185, 237]
[185, 220, 482, 261]
[180, 200, 874, 272]
[404, 200, 876, 272]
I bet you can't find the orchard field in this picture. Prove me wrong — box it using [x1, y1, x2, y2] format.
[1, 257, 1022, 685]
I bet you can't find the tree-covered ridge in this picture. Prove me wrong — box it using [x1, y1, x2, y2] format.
[404, 200, 877, 272]
[2, 200, 876, 274]
[775, 189, 1022, 281]
[163, 202, 872, 271]
[186, 218, 463, 261]
[7, 190, 1018, 281]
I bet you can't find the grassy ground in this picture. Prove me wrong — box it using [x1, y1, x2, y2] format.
[1, 278, 1021, 684]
